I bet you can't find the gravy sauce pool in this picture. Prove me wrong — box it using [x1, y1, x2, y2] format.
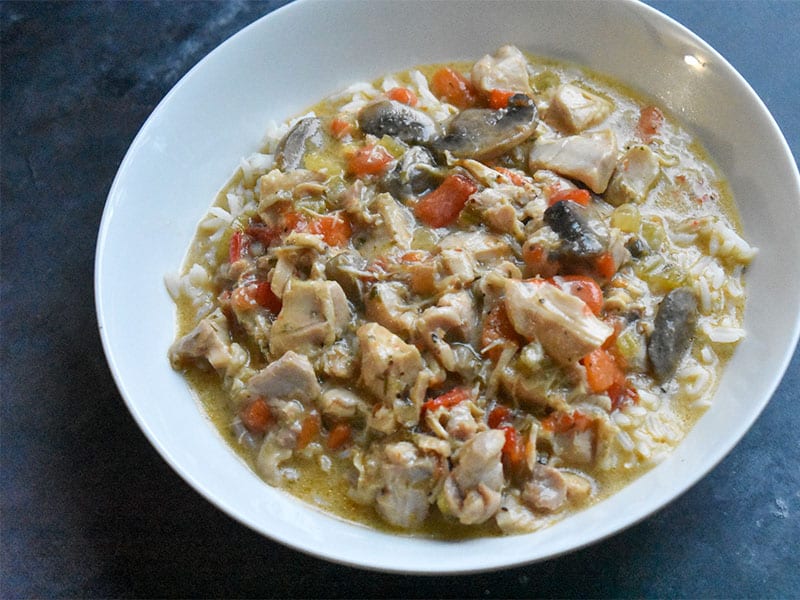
[170, 49, 753, 538]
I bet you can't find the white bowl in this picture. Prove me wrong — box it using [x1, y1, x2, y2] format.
[95, 0, 800, 573]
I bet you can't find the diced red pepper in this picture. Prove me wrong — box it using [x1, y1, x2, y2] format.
[386, 86, 418, 106]
[487, 88, 516, 110]
[637, 105, 664, 143]
[348, 143, 394, 176]
[430, 68, 478, 109]
[229, 230, 246, 263]
[330, 117, 354, 139]
[494, 166, 529, 186]
[421, 387, 470, 415]
[582, 347, 624, 394]
[296, 413, 320, 450]
[240, 398, 271, 434]
[326, 423, 352, 449]
[541, 411, 593, 434]
[245, 223, 281, 247]
[548, 188, 591, 207]
[549, 275, 603, 315]
[523, 243, 560, 278]
[254, 281, 282, 314]
[488, 406, 511, 429]
[595, 251, 618, 279]
[480, 304, 521, 363]
[608, 382, 640, 411]
[308, 214, 352, 247]
[414, 173, 477, 228]
[500, 426, 525, 469]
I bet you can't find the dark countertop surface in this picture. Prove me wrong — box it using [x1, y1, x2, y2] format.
[2, 1, 798, 597]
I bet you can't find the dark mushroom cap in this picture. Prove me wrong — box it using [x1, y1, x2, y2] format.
[357, 100, 437, 145]
[431, 93, 539, 161]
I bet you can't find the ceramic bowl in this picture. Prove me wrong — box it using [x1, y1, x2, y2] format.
[96, 0, 800, 573]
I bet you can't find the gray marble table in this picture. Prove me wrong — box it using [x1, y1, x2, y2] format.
[2, 1, 797, 597]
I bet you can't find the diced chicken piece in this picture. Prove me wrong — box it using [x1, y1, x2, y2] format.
[367, 404, 398, 435]
[467, 186, 525, 238]
[529, 130, 618, 193]
[374, 442, 447, 529]
[439, 230, 513, 263]
[440, 249, 477, 285]
[413, 433, 452, 458]
[269, 254, 294, 299]
[169, 310, 240, 373]
[357, 323, 424, 401]
[258, 168, 325, 212]
[437, 430, 505, 525]
[318, 388, 367, 419]
[417, 292, 478, 373]
[500, 360, 571, 411]
[418, 291, 478, 342]
[373, 192, 414, 249]
[551, 426, 596, 465]
[546, 84, 612, 134]
[269, 280, 351, 358]
[365, 282, 417, 337]
[496, 492, 543, 534]
[605, 145, 661, 205]
[562, 471, 594, 504]
[319, 340, 357, 379]
[247, 351, 321, 404]
[522, 464, 567, 512]
[350, 441, 447, 529]
[445, 401, 481, 441]
[338, 180, 377, 227]
[471, 45, 532, 96]
[504, 280, 613, 365]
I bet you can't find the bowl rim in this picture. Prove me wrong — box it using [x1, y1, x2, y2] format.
[95, 0, 800, 573]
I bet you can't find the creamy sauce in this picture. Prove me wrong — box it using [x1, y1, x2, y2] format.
[171, 50, 751, 537]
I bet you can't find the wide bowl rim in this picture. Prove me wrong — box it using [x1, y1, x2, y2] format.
[95, 0, 800, 574]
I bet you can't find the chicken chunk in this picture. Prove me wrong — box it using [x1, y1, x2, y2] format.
[269, 280, 351, 358]
[318, 387, 367, 419]
[546, 83, 612, 134]
[504, 279, 613, 365]
[365, 282, 417, 337]
[466, 185, 526, 238]
[258, 168, 325, 212]
[522, 464, 567, 512]
[418, 291, 478, 342]
[349, 441, 447, 529]
[605, 145, 661, 206]
[247, 351, 321, 404]
[374, 442, 447, 529]
[357, 323, 424, 401]
[437, 430, 505, 525]
[471, 45, 532, 96]
[169, 309, 240, 374]
[439, 230, 513, 263]
[529, 130, 618, 193]
[373, 192, 414, 248]
[496, 492, 543, 534]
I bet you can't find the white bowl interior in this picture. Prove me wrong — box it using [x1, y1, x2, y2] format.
[96, 0, 800, 573]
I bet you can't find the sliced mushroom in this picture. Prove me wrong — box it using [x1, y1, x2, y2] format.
[431, 93, 538, 161]
[543, 200, 604, 259]
[381, 146, 442, 199]
[357, 100, 437, 145]
[275, 117, 322, 171]
[648, 287, 698, 382]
